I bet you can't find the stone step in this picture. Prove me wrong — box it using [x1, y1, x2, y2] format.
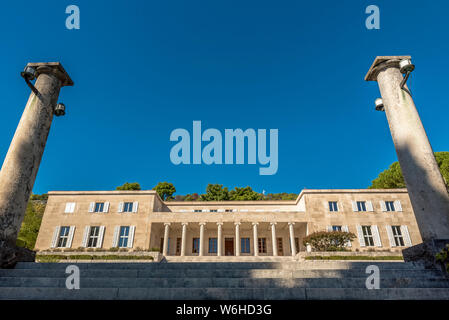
[1, 287, 449, 300]
[1, 268, 443, 279]
[14, 261, 426, 270]
[1, 276, 448, 289]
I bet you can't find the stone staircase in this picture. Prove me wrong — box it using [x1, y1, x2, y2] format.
[0, 260, 448, 300]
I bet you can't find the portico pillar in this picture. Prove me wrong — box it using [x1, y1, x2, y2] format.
[181, 223, 188, 256]
[252, 222, 259, 256]
[162, 223, 170, 256]
[235, 222, 241, 256]
[288, 222, 296, 256]
[270, 222, 278, 256]
[217, 222, 223, 256]
[199, 223, 206, 256]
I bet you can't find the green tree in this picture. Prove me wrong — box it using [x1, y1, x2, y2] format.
[16, 198, 46, 250]
[369, 152, 449, 189]
[200, 184, 230, 201]
[184, 193, 199, 201]
[153, 182, 176, 201]
[116, 182, 141, 190]
[229, 186, 263, 201]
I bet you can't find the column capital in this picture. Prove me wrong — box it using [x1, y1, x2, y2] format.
[288, 222, 295, 226]
[216, 222, 223, 226]
[27, 62, 74, 87]
[364, 55, 411, 81]
[181, 222, 188, 226]
[252, 222, 259, 226]
[164, 222, 171, 226]
[234, 222, 241, 226]
[199, 222, 206, 226]
[270, 222, 277, 226]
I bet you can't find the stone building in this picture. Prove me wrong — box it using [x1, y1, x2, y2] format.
[34, 189, 420, 257]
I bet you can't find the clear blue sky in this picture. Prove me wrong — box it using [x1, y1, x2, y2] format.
[0, 0, 448, 196]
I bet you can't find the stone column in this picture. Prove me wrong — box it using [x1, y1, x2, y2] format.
[270, 222, 278, 256]
[365, 56, 449, 262]
[235, 222, 240, 256]
[0, 63, 73, 267]
[199, 222, 205, 256]
[181, 223, 188, 256]
[288, 222, 296, 256]
[217, 222, 223, 256]
[252, 222, 259, 256]
[162, 223, 170, 256]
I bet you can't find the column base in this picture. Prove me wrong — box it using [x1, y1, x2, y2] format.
[0, 239, 36, 269]
[402, 239, 449, 271]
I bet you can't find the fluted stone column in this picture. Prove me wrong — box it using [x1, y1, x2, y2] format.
[366, 56, 449, 263]
[199, 223, 206, 256]
[0, 62, 73, 268]
[288, 222, 296, 256]
[217, 222, 223, 256]
[252, 222, 259, 256]
[270, 222, 278, 256]
[235, 222, 240, 256]
[181, 223, 188, 256]
[162, 223, 170, 256]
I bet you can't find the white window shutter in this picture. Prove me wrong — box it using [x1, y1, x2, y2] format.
[366, 201, 374, 212]
[118, 202, 124, 213]
[97, 226, 105, 248]
[71, 203, 76, 213]
[372, 225, 382, 247]
[217, 209, 225, 212]
[342, 225, 351, 247]
[394, 200, 403, 212]
[67, 226, 76, 248]
[65, 203, 75, 213]
[88, 202, 95, 213]
[103, 202, 110, 213]
[51, 226, 60, 248]
[327, 226, 332, 232]
[356, 225, 365, 247]
[112, 226, 120, 247]
[82, 226, 90, 247]
[132, 201, 138, 213]
[401, 225, 412, 246]
[127, 226, 135, 248]
[324, 201, 329, 211]
[351, 201, 358, 212]
[386, 225, 396, 247]
[336, 202, 340, 212]
[380, 201, 387, 212]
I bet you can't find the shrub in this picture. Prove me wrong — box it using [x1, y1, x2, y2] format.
[303, 231, 356, 252]
[150, 247, 160, 252]
[436, 244, 449, 273]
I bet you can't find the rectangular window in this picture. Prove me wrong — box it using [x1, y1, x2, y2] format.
[176, 238, 181, 255]
[225, 209, 233, 212]
[362, 226, 375, 246]
[118, 226, 130, 248]
[194, 209, 202, 212]
[332, 225, 342, 232]
[64, 202, 75, 213]
[94, 202, 104, 213]
[258, 238, 267, 253]
[209, 209, 218, 212]
[295, 237, 299, 252]
[357, 201, 367, 212]
[241, 238, 250, 253]
[329, 201, 338, 212]
[208, 238, 217, 253]
[123, 202, 133, 213]
[392, 226, 405, 246]
[87, 226, 100, 247]
[57, 226, 70, 247]
[385, 201, 395, 212]
[192, 238, 200, 253]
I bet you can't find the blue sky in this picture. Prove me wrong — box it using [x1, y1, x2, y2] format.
[0, 0, 448, 196]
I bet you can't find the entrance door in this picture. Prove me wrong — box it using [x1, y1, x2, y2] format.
[277, 237, 284, 256]
[225, 238, 234, 256]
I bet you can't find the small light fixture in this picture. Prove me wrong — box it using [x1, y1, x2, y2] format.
[399, 59, 415, 74]
[375, 98, 384, 111]
[20, 66, 37, 81]
[54, 103, 66, 116]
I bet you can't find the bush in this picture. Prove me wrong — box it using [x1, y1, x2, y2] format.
[436, 244, 449, 273]
[303, 231, 356, 252]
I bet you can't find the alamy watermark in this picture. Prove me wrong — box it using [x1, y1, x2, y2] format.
[365, 265, 380, 289]
[365, 5, 380, 30]
[65, 265, 80, 290]
[170, 121, 278, 175]
[66, 5, 80, 30]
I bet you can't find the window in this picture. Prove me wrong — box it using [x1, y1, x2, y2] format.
[194, 209, 202, 212]
[208, 238, 217, 253]
[392, 226, 405, 246]
[192, 238, 200, 253]
[123, 202, 133, 212]
[87, 226, 100, 247]
[329, 201, 338, 212]
[118, 226, 130, 247]
[241, 238, 250, 253]
[225, 209, 233, 212]
[362, 226, 375, 246]
[295, 237, 299, 252]
[258, 238, 267, 253]
[357, 201, 367, 212]
[385, 201, 395, 212]
[176, 238, 181, 255]
[209, 209, 218, 212]
[64, 202, 75, 213]
[94, 202, 104, 213]
[57, 226, 70, 247]
[332, 225, 342, 232]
